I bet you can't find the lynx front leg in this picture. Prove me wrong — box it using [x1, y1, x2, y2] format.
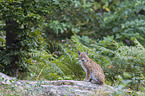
[84, 71, 91, 82]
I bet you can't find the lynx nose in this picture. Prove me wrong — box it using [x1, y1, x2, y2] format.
[81, 59, 87, 62]
[81, 60, 85, 62]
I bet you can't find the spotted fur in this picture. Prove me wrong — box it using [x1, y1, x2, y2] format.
[78, 51, 105, 85]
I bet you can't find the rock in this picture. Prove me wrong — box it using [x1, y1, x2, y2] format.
[0, 72, 117, 95]
[16, 80, 117, 95]
[40, 80, 116, 96]
[0, 72, 16, 85]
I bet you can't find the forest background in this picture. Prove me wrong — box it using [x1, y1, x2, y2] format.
[0, 0, 145, 95]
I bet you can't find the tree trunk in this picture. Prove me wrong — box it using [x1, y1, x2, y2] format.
[6, 20, 15, 47]
[6, 19, 19, 77]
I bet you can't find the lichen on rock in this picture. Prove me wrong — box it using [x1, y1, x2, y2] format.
[0, 72, 117, 95]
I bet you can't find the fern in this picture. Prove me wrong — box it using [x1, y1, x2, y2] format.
[59, 34, 145, 91]
[20, 49, 65, 80]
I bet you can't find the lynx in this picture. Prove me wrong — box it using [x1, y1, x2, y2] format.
[78, 51, 105, 85]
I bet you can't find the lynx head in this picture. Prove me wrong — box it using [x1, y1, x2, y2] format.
[78, 51, 89, 63]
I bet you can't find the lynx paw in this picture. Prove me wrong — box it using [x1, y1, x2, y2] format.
[83, 79, 90, 82]
[91, 79, 104, 85]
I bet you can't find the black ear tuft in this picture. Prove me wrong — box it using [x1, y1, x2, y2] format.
[86, 51, 88, 55]
[78, 51, 81, 55]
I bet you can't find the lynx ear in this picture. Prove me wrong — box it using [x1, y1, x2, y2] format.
[86, 51, 88, 55]
[78, 51, 81, 55]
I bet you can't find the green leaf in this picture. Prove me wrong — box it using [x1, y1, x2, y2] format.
[123, 72, 131, 78]
[115, 75, 123, 81]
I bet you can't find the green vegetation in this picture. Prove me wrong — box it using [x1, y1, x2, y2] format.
[0, 0, 145, 95]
